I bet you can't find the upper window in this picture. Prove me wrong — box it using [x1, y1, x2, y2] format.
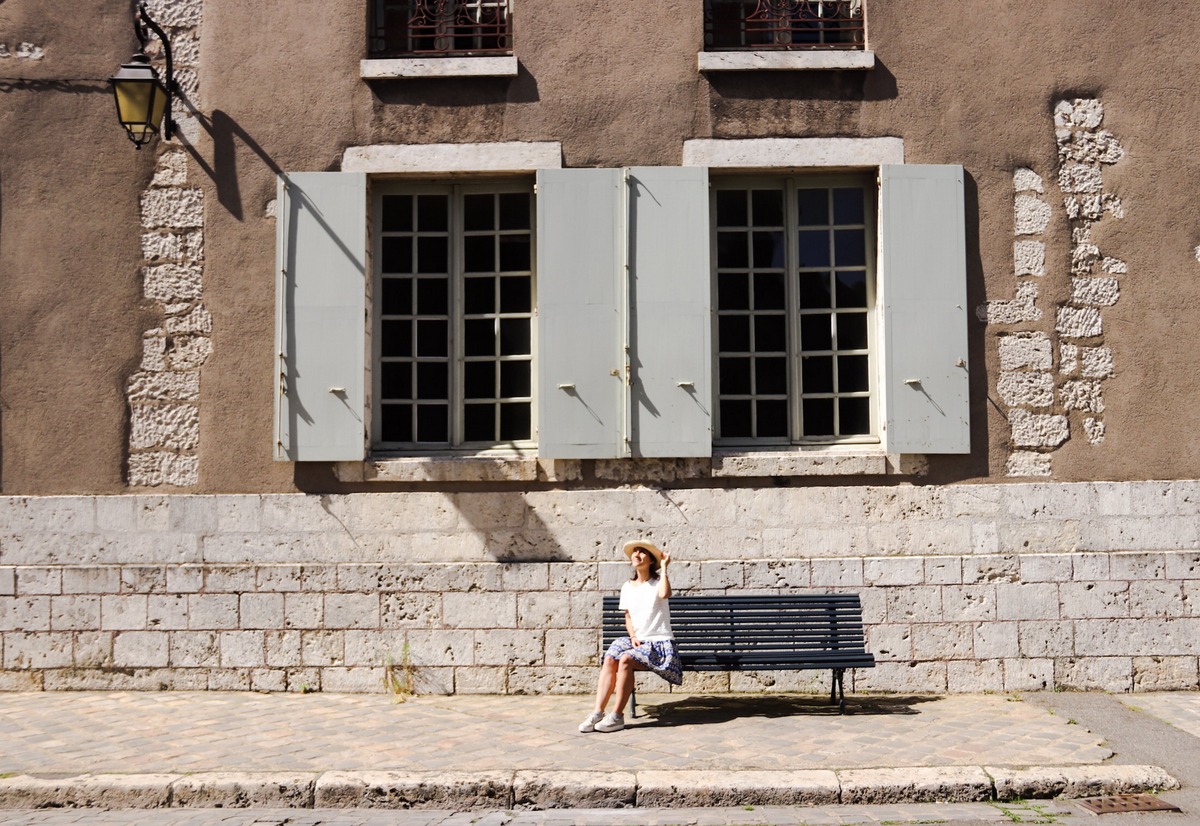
[713, 175, 876, 445]
[374, 181, 535, 451]
[705, 0, 865, 51]
[369, 0, 513, 58]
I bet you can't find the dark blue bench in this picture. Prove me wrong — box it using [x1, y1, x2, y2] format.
[602, 593, 876, 716]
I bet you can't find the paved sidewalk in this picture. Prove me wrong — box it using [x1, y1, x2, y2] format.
[0, 690, 1188, 811]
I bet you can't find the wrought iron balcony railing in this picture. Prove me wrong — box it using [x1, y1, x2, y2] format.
[705, 0, 865, 50]
[370, 0, 512, 58]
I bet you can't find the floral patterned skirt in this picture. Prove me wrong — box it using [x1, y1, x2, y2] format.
[605, 636, 683, 686]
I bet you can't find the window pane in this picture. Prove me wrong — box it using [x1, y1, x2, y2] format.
[797, 230, 830, 268]
[463, 194, 493, 231]
[720, 399, 752, 438]
[753, 231, 785, 269]
[754, 273, 786, 310]
[464, 403, 494, 442]
[796, 189, 828, 226]
[797, 273, 832, 309]
[500, 360, 531, 397]
[381, 236, 412, 274]
[499, 276, 531, 313]
[834, 229, 866, 267]
[416, 404, 448, 443]
[416, 277, 448, 314]
[832, 187, 864, 224]
[754, 314, 787, 352]
[718, 314, 751, 352]
[499, 318, 530, 356]
[803, 398, 834, 436]
[464, 361, 496, 399]
[716, 189, 748, 227]
[835, 271, 868, 308]
[839, 397, 871, 436]
[381, 403, 412, 442]
[382, 277, 413, 316]
[717, 232, 749, 269]
[755, 357, 787, 395]
[718, 274, 750, 310]
[838, 311, 869, 349]
[800, 316, 833, 351]
[417, 236, 449, 274]
[416, 362, 449, 400]
[499, 235, 531, 272]
[801, 355, 833, 394]
[464, 276, 494, 315]
[381, 319, 412, 358]
[499, 402, 531, 441]
[499, 193, 531, 230]
[464, 236, 495, 273]
[415, 319, 448, 357]
[719, 357, 751, 395]
[382, 196, 412, 232]
[751, 189, 783, 226]
[417, 195, 448, 231]
[464, 319, 495, 357]
[838, 355, 870, 393]
[756, 400, 788, 437]
[381, 361, 412, 399]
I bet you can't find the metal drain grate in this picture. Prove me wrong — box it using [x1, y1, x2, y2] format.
[1076, 793, 1181, 815]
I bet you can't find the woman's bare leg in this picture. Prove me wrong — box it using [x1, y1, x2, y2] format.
[613, 653, 647, 714]
[593, 656, 619, 713]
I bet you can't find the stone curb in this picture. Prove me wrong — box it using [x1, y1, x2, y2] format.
[0, 766, 1179, 810]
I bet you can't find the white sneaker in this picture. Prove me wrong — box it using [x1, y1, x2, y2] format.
[578, 712, 604, 733]
[594, 712, 625, 732]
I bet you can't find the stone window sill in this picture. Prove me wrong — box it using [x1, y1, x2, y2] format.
[711, 447, 925, 477]
[361, 56, 519, 79]
[698, 50, 875, 72]
[335, 453, 581, 483]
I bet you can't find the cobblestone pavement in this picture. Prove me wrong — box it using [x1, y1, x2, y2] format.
[0, 692, 1110, 775]
[1119, 692, 1200, 741]
[0, 800, 1083, 825]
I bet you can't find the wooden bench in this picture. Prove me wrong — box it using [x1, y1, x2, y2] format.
[602, 593, 876, 716]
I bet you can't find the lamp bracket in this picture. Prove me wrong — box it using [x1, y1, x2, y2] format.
[133, 4, 176, 140]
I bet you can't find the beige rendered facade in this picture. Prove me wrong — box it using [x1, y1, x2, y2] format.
[0, 0, 1198, 693]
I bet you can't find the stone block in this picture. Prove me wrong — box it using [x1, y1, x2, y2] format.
[112, 631, 170, 667]
[1129, 581, 1184, 617]
[240, 593, 284, 629]
[1133, 656, 1199, 690]
[0, 774, 177, 809]
[925, 556, 962, 584]
[3, 631, 72, 668]
[506, 665, 592, 695]
[569, 591, 602, 628]
[1165, 552, 1200, 580]
[1003, 657, 1052, 691]
[301, 630, 344, 666]
[963, 555, 1019, 584]
[1019, 554, 1072, 583]
[0, 497, 95, 534]
[474, 629, 544, 666]
[499, 562, 550, 591]
[165, 565, 203, 593]
[73, 631, 113, 667]
[58, 566, 119, 595]
[512, 770, 635, 809]
[1072, 277, 1119, 307]
[885, 586, 942, 622]
[342, 630, 406, 667]
[998, 332, 1052, 372]
[315, 770, 512, 809]
[216, 496, 263, 532]
[1006, 452, 1051, 478]
[380, 593, 441, 628]
[170, 631, 220, 667]
[101, 595, 148, 630]
[301, 565, 340, 591]
[1056, 306, 1102, 338]
[265, 630, 302, 667]
[16, 566, 62, 595]
[862, 557, 924, 587]
[0, 568, 13, 596]
[990, 765, 1178, 802]
[442, 592, 516, 628]
[51, 595, 101, 630]
[854, 661, 947, 693]
[257, 565, 302, 592]
[810, 558, 864, 588]
[130, 403, 199, 450]
[1060, 581, 1129, 619]
[121, 566, 167, 593]
[1060, 379, 1104, 413]
[995, 583, 1059, 621]
[637, 770, 839, 807]
[729, 669, 827, 694]
[548, 562, 599, 592]
[1058, 163, 1103, 194]
[1013, 240, 1045, 276]
[219, 631, 265, 667]
[1018, 620, 1073, 658]
[839, 766, 992, 804]
[208, 670, 252, 691]
[170, 773, 316, 808]
[187, 594, 239, 629]
[998, 371, 1054, 408]
[127, 370, 200, 402]
[455, 666, 507, 693]
[323, 593, 379, 629]
[911, 623, 973, 659]
[1009, 410, 1069, 449]
[544, 629, 595, 666]
[699, 561, 743, 589]
[1014, 194, 1050, 235]
[249, 668, 286, 692]
[1055, 656, 1131, 691]
[285, 593, 324, 629]
[322, 666, 385, 693]
[975, 621, 1020, 659]
[941, 584, 997, 621]
[164, 305, 213, 335]
[285, 668, 320, 692]
[0, 670, 44, 690]
[865, 623, 911, 660]
[404, 629, 475, 667]
[167, 497, 219, 533]
[1012, 167, 1044, 192]
[516, 592, 571, 629]
[128, 452, 199, 487]
[143, 263, 202, 303]
[165, 334, 212, 370]
[1073, 552, 1111, 580]
[744, 559, 810, 589]
[948, 659, 1004, 692]
[141, 187, 203, 229]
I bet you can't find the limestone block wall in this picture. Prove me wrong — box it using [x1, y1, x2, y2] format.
[1, 481, 1198, 694]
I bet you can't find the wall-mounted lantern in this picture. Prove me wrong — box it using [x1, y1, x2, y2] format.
[109, 5, 176, 149]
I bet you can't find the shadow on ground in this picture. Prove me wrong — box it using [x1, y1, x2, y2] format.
[634, 694, 940, 726]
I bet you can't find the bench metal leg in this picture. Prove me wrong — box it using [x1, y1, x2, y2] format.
[630, 680, 637, 719]
[830, 669, 846, 714]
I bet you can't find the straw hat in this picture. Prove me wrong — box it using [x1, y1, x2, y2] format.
[622, 539, 664, 563]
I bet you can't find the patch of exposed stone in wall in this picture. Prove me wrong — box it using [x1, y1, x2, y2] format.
[1054, 98, 1125, 448]
[0, 42, 45, 59]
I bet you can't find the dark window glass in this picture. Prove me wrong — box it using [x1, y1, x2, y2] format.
[416, 404, 448, 443]
[800, 317, 833, 351]
[381, 362, 412, 399]
[382, 196, 412, 233]
[464, 276, 494, 315]
[803, 398, 834, 436]
[415, 319, 448, 357]
[834, 229, 866, 267]
[755, 314, 787, 352]
[751, 189, 784, 226]
[463, 194, 493, 232]
[499, 193, 530, 230]
[838, 311, 869, 350]
[499, 276, 531, 313]
[500, 360, 531, 397]
[719, 314, 751, 353]
[755, 357, 787, 395]
[839, 397, 871, 435]
[416, 277, 448, 315]
[464, 361, 496, 399]
[499, 318, 529, 356]
[797, 230, 830, 268]
[381, 319, 413, 358]
[756, 399, 788, 437]
[416, 362, 449, 400]
[797, 273, 832, 309]
[464, 236, 495, 273]
[499, 402, 531, 441]
[753, 231, 785, 269]
[382, 277, 413, 316]
[463, 403, 494, 442]
[835, 271, 868, 308]
[464, 319, 495, 357]
[716, 190, 748, 226]
[801, 355, 833, 394]
[417, 195, 448, 232]
[754, 273, 786, 310]
[832, 187, 864, 224]
[498, 235, 530, 272]
[381, 236, 412, 274]
[796, 189, 828, 226]
[720, 399, 752, 437]
[838, 354, 870, 393]
[381, 403, 412, 443]
[717, 232, 749, 269]
[718, 274, 750, 310]
[417, 236, 449, 274]
[719, 357, 752, 395]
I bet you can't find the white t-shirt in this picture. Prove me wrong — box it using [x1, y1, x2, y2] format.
[619, 578, 673, 642]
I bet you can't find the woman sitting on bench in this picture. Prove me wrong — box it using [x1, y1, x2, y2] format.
[579, 540, 681, 733]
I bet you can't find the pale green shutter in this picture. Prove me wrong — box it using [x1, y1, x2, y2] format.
[880, 164, 971, 454]
[274, 172, 368, 461]
[535, 169, 625, 458]
[628, 167, 712, 457]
